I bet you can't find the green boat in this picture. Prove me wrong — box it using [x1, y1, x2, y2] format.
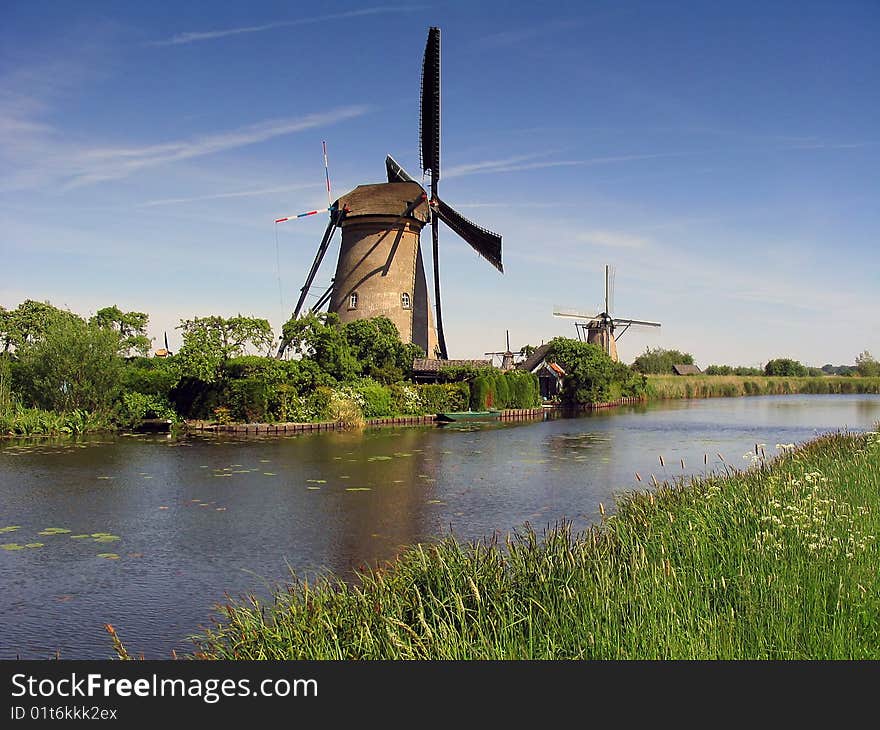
[436, 410, 500, 423]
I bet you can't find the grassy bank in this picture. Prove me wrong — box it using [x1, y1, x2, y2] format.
[108, 427, 879, 659]
[647, 374, 880, 400]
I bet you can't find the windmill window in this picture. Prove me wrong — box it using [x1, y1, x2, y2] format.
[349, 292, 358, 310]
[401, 292, 411, 309]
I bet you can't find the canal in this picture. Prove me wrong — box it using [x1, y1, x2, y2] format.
[1, 393, 878, 659]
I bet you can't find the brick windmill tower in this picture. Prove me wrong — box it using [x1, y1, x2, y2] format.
[275, 27, 503, 360]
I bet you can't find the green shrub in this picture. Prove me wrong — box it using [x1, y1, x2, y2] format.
[494, 374, 510, 409]
[389, 383, 422, 415]
[417, 383, 469, 413]
[223, 356, 287, 383]
[120, 357, 179, 398]
[169, 376, 225, 420]
[115, 392, 178, 428]
[470, 376, 491, 410]
[227, 378, 270, 422]
[344, 379, 393, 418]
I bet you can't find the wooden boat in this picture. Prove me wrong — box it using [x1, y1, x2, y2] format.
[435, 410, 500, 423]
[135, 418, 173, 433]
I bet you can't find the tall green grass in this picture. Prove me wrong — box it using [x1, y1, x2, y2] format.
[647, 374, 880, 400]
[107, 428, 879, 660]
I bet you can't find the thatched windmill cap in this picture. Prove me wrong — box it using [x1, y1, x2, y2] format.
[336, 181, 430, 223]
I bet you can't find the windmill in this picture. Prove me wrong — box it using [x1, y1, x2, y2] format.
[385, 26, 504, 359]
[553, 265, 661, 361]
[275, 27, 502, 361]
[485, 329, 517, 370]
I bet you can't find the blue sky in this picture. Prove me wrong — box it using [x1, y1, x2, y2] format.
[2, 1, 877, 367]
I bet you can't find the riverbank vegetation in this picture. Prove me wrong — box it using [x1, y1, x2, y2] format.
[107, 427, 877, 659]
[2, 298, 876, 436]
[0, 301, 541, 435]
[647, 374, 880, 399]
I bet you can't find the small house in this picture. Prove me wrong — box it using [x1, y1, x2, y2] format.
[672, 364, 702, 376]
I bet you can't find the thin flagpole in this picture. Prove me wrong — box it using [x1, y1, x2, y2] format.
[323, 140, 332, 212]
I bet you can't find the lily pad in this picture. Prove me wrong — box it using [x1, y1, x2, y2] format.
[38, 528, 71, 535]
[346, 487, 371, 492]
[24, 542, 44, 549]
[0, 526, 21, 533]
[306, 479, 326, 483]
[306, 486, 321, 490]
[1, 543, 25, 551]
[97, 553, 120, 560]
[262, 472, 276, 476]
[368, 455, 392, 462]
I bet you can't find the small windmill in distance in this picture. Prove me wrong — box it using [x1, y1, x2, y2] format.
[553, 264, 661, 361]
[485, 329, 518, 370]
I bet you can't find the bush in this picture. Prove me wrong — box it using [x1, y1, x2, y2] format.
[115, 392, 178, 428]
[169, 376, 225, 420]
[226, 378, 270, 422]
[223, 356, 287, 383]
[417, 383, 470, 413]
[764, 358, 808, 377]
[493, 374, 510, 409]
[120, 357, 179, 398]
[343, 379, 393, 418]
[632, 347, 694, 375]
[470, 376, 492, 410]
[389, 383, 422, 415]
[327, 390, 364, 427]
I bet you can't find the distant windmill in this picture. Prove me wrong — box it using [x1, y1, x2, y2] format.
[485, 329, 517, 370]
[553, 265, 661, 361]
[155, 331, 172, 358]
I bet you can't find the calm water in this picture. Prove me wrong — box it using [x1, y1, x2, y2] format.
[1, 394, 878, 659]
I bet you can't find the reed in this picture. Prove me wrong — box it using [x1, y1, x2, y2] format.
[646, 375, 880, 400]
[108, 428, 880, 660]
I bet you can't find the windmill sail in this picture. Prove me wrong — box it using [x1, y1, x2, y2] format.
[420, 27, 441, 178]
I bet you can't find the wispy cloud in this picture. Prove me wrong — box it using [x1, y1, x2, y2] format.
[779, 141, 875, 151]
[477, 19, 585, 49]
[575, 230, 649, 249]
[149, 6, 426, 46]
[69, 107, 367, 188]
[444, 152, 682, 179]
[137, 183, 322, 208]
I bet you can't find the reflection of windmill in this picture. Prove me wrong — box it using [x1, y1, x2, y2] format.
[553, 265, 661, 361]
[485, 329, 517, 370]
[386, 26, 504, 360]
[275, 27, 502, 361]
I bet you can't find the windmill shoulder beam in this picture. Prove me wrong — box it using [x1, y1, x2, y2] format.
[612, 318, 662, 327]
[553, 312, 599, 320]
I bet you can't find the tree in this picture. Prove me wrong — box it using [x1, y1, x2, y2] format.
[341, 316, 424, 383]
[0, 300, 74, 352]
[764, 358, 807, 377]
[631, 347, 694, 375]
[13, 315, 123, 413]
[91, 305, 152, 357]
[279, 312, 358, 382]
[547, 337, 645, 404]
[855, 351, 880, 378]
[176, 315, 274, 382]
